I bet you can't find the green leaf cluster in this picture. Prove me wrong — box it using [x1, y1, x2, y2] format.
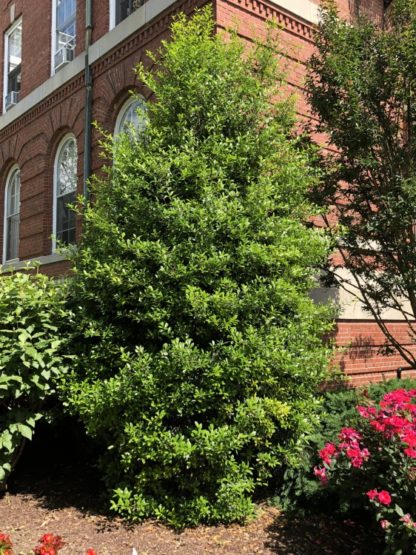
[63, 8, 333, 526]
[0, 270, 69, 484]
[307, 0, 416, 367]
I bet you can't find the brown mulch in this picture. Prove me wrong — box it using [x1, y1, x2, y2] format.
[0, 475, 383, 555]
[0, 431, 382, 555]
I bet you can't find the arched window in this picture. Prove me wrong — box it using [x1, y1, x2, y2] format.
[3, 167, 20, 263]
[53, 135, 77, 249]
[114, 97, 147, 136]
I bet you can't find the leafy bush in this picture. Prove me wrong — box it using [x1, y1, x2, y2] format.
[63, 8, 333, 527]
[314, 388, 416, 554]
[0, 270, 69, 485]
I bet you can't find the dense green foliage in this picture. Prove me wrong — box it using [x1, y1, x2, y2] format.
[277, 378, 416, 515]
[0, 271, 69, 484]
[307, 0, 416, 367]
[63, 9, 333, 526]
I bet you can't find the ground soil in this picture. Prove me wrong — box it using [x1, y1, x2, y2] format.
[0, 423, 383, 555]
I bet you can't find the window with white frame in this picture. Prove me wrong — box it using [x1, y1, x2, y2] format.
[52, 0, 76, 72]
[3, 167, 20, 262]
[4, 19, 22, 112]
[110, 0, 145, 28]
[114, 97, 147, 136]
[54, 136, 77, 248]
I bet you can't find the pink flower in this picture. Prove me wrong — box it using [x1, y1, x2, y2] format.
[366, 489, 378, 500]
[338, 427, 362, 442]
[313, 466, 328, 485]
[378, 490, 392, 505]
[382, 389, 411, 408]
[367, 489, 392, 505]
[386, 415, 411, 430]
[402, 431, 416, 447]
[380, 519, 390, 529]
[356, 405, 377, 419]
[370, 420, 386, 433]
[404, 447, 416, 458]
[319, 442, 337, 464]
[400, 514, 413, 525]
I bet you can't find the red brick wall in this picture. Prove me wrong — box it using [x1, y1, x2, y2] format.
[335, 321, 416, 386]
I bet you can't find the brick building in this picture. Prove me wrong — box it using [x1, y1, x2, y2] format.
[0, 0, 409, 384]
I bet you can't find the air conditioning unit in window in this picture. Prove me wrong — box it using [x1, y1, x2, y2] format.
[54, 45, 74, 71]
[5, 91, 19, 111]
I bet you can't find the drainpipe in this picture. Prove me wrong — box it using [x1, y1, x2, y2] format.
[83, 0, 93, 201]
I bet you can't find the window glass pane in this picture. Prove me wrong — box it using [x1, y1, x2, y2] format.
[8, 23, 22, 73]
[6, 21, 22, 97]
[57, 138, 77, 197]
[117, 99, 147, 136]
[6, 214, 19, 260]
[5, 169, 20, 261]
[116, 0, 144, 24]
[56, 192, 76, 245]
[7, 171, 20, 216]
[56, 0, 76, 48]
[55, 138, 77, 246]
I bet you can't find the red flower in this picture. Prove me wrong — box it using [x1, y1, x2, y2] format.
[85, 550, 97, 555]
[34, 533, 64, 555]
[319, 442, 337, 464]
[378, 490, 392, 505]
[35, 548, 56, 555]
[370, 420, 386, 433]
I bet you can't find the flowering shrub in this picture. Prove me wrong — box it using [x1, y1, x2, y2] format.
[0, 532, 97, 555]
[314, 388, 416, 553]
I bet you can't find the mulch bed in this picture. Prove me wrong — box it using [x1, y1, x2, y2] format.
[0, 427, 383, 554]
[0, 473, 383, 554]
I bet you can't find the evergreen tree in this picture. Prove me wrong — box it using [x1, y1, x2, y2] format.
[64, 8, 333, 526]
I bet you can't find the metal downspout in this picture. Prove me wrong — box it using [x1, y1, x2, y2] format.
[83, 0, 93, 201]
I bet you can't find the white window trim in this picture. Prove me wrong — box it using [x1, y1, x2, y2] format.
[3, 17, 22, 114]
[3, 164, 20, 264]
[52, 133, 77, 253]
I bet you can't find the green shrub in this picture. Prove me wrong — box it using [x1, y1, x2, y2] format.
[63, 8, 333, 527]
[0, 270, 69, 485]
[277, 378, 416, 514]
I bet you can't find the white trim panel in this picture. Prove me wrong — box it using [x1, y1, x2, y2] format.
[0, 53, 84, 130]
[91, 0, 176, 63]
[1, 252, 67, 273]
[311, 267, 413, 321]
[269, 0, 320, 24]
